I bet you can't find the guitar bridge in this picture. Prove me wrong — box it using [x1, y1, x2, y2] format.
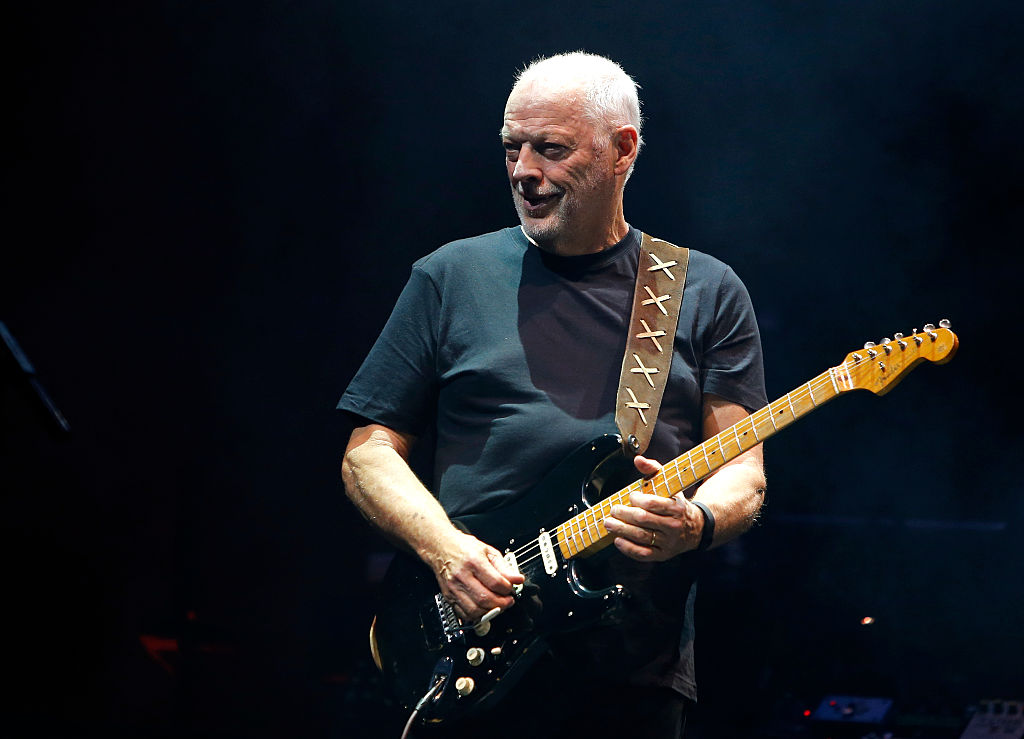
[419, 594, 464, 651]
[435, 594, 463, 638]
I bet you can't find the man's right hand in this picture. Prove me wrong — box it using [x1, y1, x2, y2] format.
[342, 423, 524, 622]
[428, 530, 526, 623]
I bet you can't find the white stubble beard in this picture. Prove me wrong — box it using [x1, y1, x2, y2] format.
[511, 161, 613, 252]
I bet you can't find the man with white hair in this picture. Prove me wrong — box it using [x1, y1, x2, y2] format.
[340, 52, 767, 737]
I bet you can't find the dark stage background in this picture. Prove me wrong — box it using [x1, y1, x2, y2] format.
[3, 2, 1022, 738]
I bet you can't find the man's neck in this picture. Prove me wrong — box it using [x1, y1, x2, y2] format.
[526, 211, 630, 257]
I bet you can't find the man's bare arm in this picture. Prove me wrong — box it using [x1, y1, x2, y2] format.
[342, 423, 523, 620]
[605, 394, 767, 560]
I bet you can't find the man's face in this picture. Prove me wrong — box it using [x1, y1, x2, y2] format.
[501, 84, 619, 252]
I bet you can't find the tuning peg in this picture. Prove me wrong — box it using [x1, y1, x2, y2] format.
[863, 341, 878, 358]
[939, 319, 952, 329]
[881, 338, 893, 354]
[923, 323, 938, 339]
[894, 333, 907, 349]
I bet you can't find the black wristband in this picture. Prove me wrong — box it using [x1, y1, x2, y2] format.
[691, 500, 715, 552]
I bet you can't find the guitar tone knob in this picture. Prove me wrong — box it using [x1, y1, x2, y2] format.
[466, 647, 485, 666]
[455, 676, 476, 697]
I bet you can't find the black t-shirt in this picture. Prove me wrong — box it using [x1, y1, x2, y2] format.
[339, 225, 766, 698]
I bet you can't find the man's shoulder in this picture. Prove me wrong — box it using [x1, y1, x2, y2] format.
[413, 226, 525, 274]
[641, 232, 735, 281]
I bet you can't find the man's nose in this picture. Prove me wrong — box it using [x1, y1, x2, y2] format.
[511, 146, 542, 183]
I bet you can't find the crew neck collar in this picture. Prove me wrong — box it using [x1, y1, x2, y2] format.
[515, 225, 639, 274]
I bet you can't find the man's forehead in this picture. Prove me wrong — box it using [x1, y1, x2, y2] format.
[505, 79, 583, 113]
[502, 85, 588, 137]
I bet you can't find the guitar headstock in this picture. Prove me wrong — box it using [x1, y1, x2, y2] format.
[837, 320, 959, 396]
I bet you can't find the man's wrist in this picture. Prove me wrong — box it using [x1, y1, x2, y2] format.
[690, 500, 716, 552]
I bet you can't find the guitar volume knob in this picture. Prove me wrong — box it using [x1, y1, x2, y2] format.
[466, 647, 485, 666]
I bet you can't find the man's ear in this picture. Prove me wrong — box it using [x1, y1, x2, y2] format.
[612, 125, 639, 176]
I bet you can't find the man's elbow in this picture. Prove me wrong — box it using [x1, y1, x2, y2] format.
[746, 469, 767, 527]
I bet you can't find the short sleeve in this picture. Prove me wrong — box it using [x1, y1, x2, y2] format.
[699, 266, 767, 413]
[337, 265, 441, 435]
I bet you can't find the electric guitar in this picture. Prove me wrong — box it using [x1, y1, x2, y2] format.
[369, 322, 959, 725]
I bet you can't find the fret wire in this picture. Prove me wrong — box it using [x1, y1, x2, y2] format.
[670, 461, 686, 493]
[828, 368, 840, 394]
[584, 507, 598, 540]
[792, 387, 804, 411]
[558, 367, 859, 561]
[564, 527, 577, 555]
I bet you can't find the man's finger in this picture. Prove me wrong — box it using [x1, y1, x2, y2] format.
[629, 490, 685, 516]
[633, 454, 663, 477]
[467, 548, 521, 599]
[487, 547, 526, 584]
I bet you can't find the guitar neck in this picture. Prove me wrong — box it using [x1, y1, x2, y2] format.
[556, 364, 852, 559]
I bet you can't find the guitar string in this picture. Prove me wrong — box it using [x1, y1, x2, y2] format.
[505, 369, 837, 570]
[501, 345, 920, 570]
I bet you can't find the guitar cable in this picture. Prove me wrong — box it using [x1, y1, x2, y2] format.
[400, 674, 446, 739]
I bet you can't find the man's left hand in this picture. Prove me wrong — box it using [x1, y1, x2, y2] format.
[603, 455, 706, 562]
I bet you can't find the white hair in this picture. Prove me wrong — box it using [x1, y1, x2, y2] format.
[512, 51, 644, 166]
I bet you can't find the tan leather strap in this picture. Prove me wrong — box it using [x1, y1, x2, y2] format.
[615, 233, 689, 455]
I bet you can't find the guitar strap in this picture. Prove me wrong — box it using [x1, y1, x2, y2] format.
[615, 232, 689, 456]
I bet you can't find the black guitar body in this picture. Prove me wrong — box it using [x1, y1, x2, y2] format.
[372, 434, 639, 725]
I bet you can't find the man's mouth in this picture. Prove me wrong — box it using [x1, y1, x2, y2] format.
[520, 190, 560, 213]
